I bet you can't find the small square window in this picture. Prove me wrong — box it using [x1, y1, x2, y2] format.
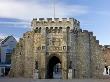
[42, 46, 45, 50]
[37, 47, 41, 50]
[63, 46, 66, 50]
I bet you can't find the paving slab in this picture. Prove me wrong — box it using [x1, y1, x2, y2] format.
[0, 78, 110, 82]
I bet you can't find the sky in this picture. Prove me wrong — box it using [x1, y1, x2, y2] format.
[0, 0, 110, 45]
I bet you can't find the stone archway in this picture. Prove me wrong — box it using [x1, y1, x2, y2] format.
[47, 56, 61, 79]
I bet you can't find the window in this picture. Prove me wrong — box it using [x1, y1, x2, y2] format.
[69, 61, 72, 69]
[6, 49, 12, 54]
[6, 55, 11, 64]
[67, 46, 71, 50]
[35, 61, 38, 69]
[10, 41, 14, 42]
[54, 27, 58, 33]
[36, 27, 38, 29]
[42, 46, 45, 50]
[34, 27, 41, 33]
[59, 27, 62, 33]
[63, 46, 66, 50]
[105, 66, 108, 74]
[34, 27, 38, 33]
[50, 27, 53, 33]
[37, 47, 41, 50]
[38, 27, 41, 33]
[46, 27, 49, 33]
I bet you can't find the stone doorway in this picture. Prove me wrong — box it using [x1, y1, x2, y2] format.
[47, 56, 62, 79]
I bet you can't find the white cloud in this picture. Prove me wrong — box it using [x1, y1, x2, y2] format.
[0, 33, 7, 39]
[0, 21, 31, 28]
[15, 37, 19, 42]
[0, 0, 88, 21]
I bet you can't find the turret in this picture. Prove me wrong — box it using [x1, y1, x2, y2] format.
[31, 18, 80, 32]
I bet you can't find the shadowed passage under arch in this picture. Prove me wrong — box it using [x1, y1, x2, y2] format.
[47, 56, 61, 79]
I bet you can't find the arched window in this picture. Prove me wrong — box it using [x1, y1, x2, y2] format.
[55, 27, 58, 33]
[69, 61, 72, 69]
[59, 27, 62, 33]
[34, 27, 38, 33]
[50, 27, 53, 33]
[38, 27, 41, 33]
[67, 27, 70, 32]
[35, 61, 38, 69]
[36, 27, 38, 29]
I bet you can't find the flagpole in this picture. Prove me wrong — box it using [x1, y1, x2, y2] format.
[54, 0, 55, 18]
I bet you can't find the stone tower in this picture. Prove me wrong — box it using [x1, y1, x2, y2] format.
[9, 18, 104, 79]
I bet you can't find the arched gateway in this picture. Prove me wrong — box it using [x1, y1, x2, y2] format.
[38, 53, 68, 79]
[47, 56, 61, 79]
[10, 18, 104, 79]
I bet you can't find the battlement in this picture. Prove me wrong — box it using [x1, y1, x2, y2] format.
[33, 18, 80, 22]
[77, 30, 102, 46]
[32, 18, 80, 30]
[83, 30, 88, 33]
[89, 32, 93, 36]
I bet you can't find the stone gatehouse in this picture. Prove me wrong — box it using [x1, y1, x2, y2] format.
[9, 18, 104, 79]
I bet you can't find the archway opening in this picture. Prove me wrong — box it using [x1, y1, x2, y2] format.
[47, 56, 61, 79]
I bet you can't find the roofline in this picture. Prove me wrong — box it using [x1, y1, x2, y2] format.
[1, 35, 17, 44]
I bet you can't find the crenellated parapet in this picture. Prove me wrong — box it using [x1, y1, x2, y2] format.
[76, 29, 103, 47]
[70, 28, 103, 49]
[32, 18, 80, 24]
[31, 18, 80, 32]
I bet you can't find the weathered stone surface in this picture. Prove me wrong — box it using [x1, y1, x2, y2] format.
[9, 18, 104, 79]
[103, 46, 110, 66]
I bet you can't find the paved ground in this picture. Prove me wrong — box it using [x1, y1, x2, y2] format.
[0, 78, 110, 82]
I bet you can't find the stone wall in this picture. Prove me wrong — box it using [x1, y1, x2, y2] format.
[9, 18, 105, 79]
[76, 30, 91, 78]
[89, 33, 104, 78]
[103, 46, 110, 66]
[70, 29, 104, 79]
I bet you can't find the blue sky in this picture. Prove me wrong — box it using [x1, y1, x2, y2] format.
[0, 0, 110, 45]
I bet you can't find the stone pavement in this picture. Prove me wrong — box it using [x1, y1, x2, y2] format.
[0, 78, 110, 82]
